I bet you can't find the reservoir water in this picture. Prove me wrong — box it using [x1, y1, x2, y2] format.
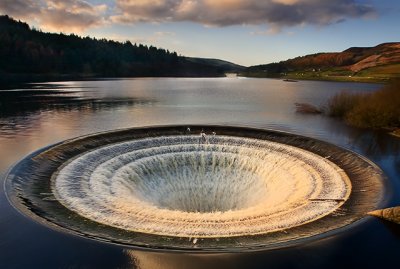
[1, 78, 399, 268]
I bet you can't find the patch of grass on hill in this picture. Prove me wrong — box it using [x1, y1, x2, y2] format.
[355, 64, 400, 79]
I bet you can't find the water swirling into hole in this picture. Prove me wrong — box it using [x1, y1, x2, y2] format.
[54, 136, 350, 237]
[5, 126, 385, 251]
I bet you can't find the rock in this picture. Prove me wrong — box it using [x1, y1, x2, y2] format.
[294, 103, 322, 114]
[368, 206, 400, 224]
[390, 128, 400, 138]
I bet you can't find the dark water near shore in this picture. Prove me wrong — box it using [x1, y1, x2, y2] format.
[1, 78, 399, 269]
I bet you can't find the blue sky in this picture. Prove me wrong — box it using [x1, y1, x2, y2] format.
[1, 0, 399, 66]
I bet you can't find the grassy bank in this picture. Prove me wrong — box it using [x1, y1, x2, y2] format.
[239, 72, 391, 83]
[240, 68, 398, 83]
[326, 80, 400, 129]
[281, 64, 400, 83]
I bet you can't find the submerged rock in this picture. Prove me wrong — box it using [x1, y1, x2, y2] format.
[294, 103, 322, 114]
[390, 128, 400, 138]
[368, 206, 400, 224]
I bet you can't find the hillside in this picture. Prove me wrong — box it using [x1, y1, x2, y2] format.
[185, 57, 245, 73]
[0, 15, 235, 83]
[242, 43, 400, 82]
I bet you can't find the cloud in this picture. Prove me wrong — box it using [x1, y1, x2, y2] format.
[0, 0, 41, 19]
[154, 31, 176, 37]
[112, 0, 376, 28]
[0, 0, 107, 33]
[0, 0, 376, 33]
[40, 0, 108, 33]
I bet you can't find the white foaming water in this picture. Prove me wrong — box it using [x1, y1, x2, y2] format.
[53, 135, 351, 237]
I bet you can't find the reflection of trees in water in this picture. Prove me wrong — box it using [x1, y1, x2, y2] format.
[351, 131, 400, 180]
[1, 95, 151, 114]
[0, 88, 154, 115]
[326, 120, 400, 162]
[0, 84, 155, 135]
[350, 131, 400, 158]
[324, 119, 400, 190]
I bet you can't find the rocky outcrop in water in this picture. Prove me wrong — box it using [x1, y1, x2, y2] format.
[368, 206, 400, 224]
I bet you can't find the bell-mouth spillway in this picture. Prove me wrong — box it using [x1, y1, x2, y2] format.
[5, 125, 385, 251]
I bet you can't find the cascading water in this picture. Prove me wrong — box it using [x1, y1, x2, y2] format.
[5, 126, 385, 251]
[54, 136, 351, 237]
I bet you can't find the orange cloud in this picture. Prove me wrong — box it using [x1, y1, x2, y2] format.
[0, 0, 41, 21]
[40, 0, 107, 33]
[0, 0, 107, 33]
[0, 0, 376, 33]
[271, 0, 301, 5]
[112, 0, 376, 28]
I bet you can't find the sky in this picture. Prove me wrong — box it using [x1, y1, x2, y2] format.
[0, 0, 399, 66]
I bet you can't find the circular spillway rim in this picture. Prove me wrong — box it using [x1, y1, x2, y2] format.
[4, 125, 387, 252]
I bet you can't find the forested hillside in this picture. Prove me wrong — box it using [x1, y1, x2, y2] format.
[0, 15, 228, 82]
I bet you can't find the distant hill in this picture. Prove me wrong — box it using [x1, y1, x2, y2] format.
[242, 43, 400, 82]
[0, 15, 237, 83]
[185, 57, 245, 73]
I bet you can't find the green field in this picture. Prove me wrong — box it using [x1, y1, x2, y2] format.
[241, 64, 400, 83]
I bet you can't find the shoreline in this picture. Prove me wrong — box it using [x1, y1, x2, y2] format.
[0, 73, 227, 90]
[239, 74, 389, 84]
[1, 72, 388, 89]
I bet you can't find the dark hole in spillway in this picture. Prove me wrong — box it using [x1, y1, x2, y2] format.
[5, 125, 386, 251]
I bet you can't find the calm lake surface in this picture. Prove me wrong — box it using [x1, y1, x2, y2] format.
[1, 78, 399, 269]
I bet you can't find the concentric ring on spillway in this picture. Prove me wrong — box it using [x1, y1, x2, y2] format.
[5, 126, 386, 251]
[54, 136, 351, 237]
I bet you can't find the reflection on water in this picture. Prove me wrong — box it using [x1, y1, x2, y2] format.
[326, 123, 400, 162]
[0, 84, 155, 117]
[0, 78, 399, 269]
[332, 126, 400, 159]
[124, 217, 400, 269]
[124, 221, 397, 269]
[126, 250, 236, 269]
[0, 82, 156, 145]
[348, 131, 400, 185]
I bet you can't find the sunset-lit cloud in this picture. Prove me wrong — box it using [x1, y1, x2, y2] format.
[111, 0, 375, 28]
[0, 0, 107, 33]
[0, 0, 41, 19]
[0, 0, 376, 32]
[40, 0, 107, 33]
